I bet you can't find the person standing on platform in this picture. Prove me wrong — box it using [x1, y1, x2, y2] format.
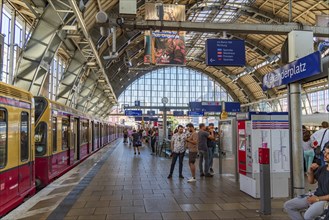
[132, 130, 141, 155]
[185, 123, 198, 183]
[128, 128, 133, 146]
[123, 129, 128, 143]
[311, 121, 329, 166]
[167, 125, 186, 179]
[198, 123, 215, 177]
[208, 123, 217, 174]
[150, 127, 157, 155]
[284, 145, 329, 220]
[303, 129, 314, 172]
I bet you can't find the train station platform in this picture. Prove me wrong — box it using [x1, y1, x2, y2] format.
[4, 139, 290, 220]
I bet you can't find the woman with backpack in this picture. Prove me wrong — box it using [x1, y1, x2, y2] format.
[311, 121, 329, 166]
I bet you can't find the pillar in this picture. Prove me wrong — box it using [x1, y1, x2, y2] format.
[163, 106, 167, 140]
[288, 83, 304, 197]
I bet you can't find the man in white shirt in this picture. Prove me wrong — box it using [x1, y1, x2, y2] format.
[311, 121, 329, 166]
[168, 125, 186, 179]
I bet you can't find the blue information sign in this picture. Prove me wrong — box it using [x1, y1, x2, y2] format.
[262, 51, 321, 91]
[188, 111, 204, 117]
[134, 101, 140, 106]
[125, 110, 142, 116]
[149, 117, 158, 122]
[189, 102, 203, 111]
[147, 110, 155, 116]
[202, 101, 222, 112]
[225, 102, 241, 112]
[173, 111, 184, 116]
[206, 39, 246, 66]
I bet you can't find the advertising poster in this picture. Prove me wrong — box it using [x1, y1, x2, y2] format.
[144, 4, 186, 66]
[153, 31, 185, 65]
[144, 31, 186, 65]
[144, 31, 152, 64]
[145, 3, 185, 21]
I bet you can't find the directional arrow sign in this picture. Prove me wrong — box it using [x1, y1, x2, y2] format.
[206, 39, 246, 66]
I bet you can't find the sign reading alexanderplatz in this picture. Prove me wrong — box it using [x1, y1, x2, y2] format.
[262, 51, 321, 91]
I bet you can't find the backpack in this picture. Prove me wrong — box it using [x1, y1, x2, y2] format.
[313, 129, 328, 166]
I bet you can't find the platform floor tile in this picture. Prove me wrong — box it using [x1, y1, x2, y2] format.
[4, 140, 291, 220]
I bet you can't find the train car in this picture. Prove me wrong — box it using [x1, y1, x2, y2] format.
[0, 82, 36, 216]
[34, 96, 96, 188]
[0, 83, 128, 217]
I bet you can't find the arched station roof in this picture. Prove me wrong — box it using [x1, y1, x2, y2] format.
[7, 0, 329, 117]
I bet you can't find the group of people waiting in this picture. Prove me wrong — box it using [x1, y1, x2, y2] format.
[123, 127, 159, 155]
[167, 123, 219, 183]
[284, 121, 329, 220]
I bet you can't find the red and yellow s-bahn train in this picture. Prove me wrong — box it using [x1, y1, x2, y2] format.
[0, 82, 126, 217]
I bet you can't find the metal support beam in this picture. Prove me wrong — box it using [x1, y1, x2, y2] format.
[21, 0, 40, 18]
[120, 21, 329, 37]
[8, 10, 16, 84]
[68, 0, 117, 102]
[14, 2, 66, 92]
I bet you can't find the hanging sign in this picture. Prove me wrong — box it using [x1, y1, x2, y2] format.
[262, 51, 321, 91]
[206, 39, 246, 66]
[173, 111, 184, 116]
[188, 111, 204, 117]
[125, 110, 142, 116]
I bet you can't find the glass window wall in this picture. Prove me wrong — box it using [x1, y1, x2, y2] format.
[118, 67, 233, 113]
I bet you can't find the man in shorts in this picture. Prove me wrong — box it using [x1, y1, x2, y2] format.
[186, 123, 198, 183]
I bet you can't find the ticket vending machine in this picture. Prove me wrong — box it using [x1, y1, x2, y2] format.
[237, 112, 290, 198]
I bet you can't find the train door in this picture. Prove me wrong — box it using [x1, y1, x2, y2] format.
[18, 111, 32, 193]
[99, 123, 103, 147]
[91, 121, 94, 151]
[73, 118, 79, 160]
[0, 108, 18, 208]
[62, 118, 70, 165]
[95, 122, 99, 149]
[50, 116, 57, 176]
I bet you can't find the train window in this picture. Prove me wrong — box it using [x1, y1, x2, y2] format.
[80, 121, 88, 145]
[52, 117, 57, 152]
[35, 122, 47, 156]
[20, 112, 29, 161]
[34, 97, 47, 122]
[62, 118, 69, 150]
[0, 109, 7, 168]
